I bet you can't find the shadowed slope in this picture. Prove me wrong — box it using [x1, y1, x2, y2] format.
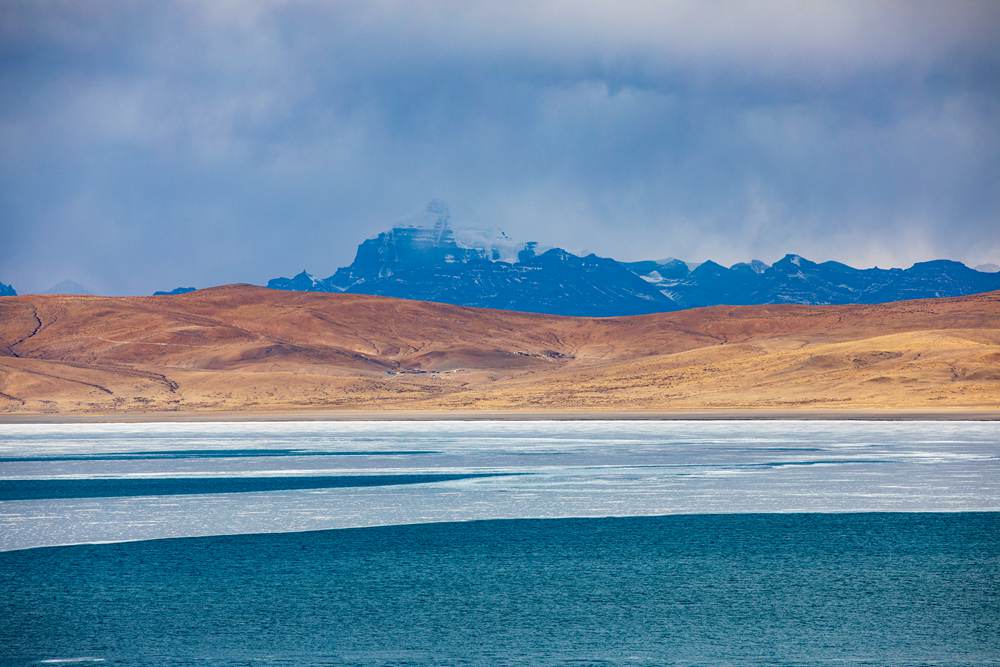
[0, 286, 998, 414]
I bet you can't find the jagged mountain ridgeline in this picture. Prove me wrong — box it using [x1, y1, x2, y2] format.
[267, 202, 1000, 316]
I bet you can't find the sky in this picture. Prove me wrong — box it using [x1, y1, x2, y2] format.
[1, 1, 999, 295]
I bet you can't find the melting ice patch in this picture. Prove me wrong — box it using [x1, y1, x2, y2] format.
[0, 420, 998, 551]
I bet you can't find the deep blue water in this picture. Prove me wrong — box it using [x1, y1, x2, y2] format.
[2, 512, 999, 666]
[0, 473, 503, 501]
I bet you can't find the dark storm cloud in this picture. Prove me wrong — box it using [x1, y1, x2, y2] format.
[1, 1, 999, 294]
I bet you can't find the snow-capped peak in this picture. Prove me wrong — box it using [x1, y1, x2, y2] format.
[452, 226, 528, 263]
[389, 201, 538, 263]
[295, 270, 318, 283]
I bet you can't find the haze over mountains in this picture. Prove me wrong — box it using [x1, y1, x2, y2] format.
[267, 202, 1000, 316]
[0, 280, 93, 298]
[5, 202, 999, 311]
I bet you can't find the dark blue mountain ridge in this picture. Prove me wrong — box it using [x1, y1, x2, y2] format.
[267, 202, 1000, 316]
[268, 201, 671, 316]
[152, 287, 197, 296]
[0, 282, 16, 297]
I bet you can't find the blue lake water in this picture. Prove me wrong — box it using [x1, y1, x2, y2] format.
[1, 420, 999, 664]
[2, 513, 999, 666]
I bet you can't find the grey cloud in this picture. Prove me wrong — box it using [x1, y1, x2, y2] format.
[1, 0, 998, 294]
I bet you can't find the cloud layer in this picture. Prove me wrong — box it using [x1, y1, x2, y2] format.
[2, 1, 999, 293]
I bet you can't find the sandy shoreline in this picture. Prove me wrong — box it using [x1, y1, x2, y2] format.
[1, 408, 997, 424]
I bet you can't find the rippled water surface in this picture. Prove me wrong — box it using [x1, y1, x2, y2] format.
[2, 513, 999, 666]
[1, 420, 998, 551]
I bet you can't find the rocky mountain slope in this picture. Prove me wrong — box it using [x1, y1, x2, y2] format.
[268, 202, 1000, 316]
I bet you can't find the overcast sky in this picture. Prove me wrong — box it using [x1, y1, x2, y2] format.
[2, 1, 999, 294]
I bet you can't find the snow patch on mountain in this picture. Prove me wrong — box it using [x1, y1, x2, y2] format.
[731, 259, 770, 274]
[453, 226, 530, 263]
[384, 200, 545, 264]
[639, 270, 664, 284]
[265, 201, 1000, 315]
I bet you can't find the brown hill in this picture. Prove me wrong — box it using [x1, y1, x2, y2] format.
[1, 285, 998, 416]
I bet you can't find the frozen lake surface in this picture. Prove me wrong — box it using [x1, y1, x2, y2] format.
[1, 420, 998, 551]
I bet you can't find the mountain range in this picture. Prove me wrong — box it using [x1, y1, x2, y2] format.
[0, 280, 93, 297]
[268, 201, 1000, 316]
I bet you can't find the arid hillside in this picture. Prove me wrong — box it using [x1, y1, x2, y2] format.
[1, 285, 998, 415]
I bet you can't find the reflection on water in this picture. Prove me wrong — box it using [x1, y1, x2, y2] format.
[0, 420, 998, 551]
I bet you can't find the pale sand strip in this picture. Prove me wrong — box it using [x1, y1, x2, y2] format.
[1, 407, 996, 424]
